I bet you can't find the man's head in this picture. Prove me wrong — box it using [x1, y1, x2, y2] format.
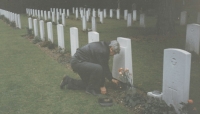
[109, 40, 120, 56]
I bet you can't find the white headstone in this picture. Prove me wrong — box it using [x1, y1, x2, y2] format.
[91, 17, 96, 31]
[70, 27, 79, 56]
[47, 22, 53, 43]
[92, 10, 96, 17]
[39, 20, 45, 41]
[162, 48, 191, 114]
[63, 9, 65, 15]
[35, 10, 37, 17]
[52, 12, 55, 22]
[117, 9, 120, 19]
[57, 24, 65, 52]
[59, 9, 62, 15]
[103, 9, 107, 18]
[100, 11, 103, 24]
[41, 10, 43, 19]
[127, 13, 132, 27]
[67, 9, 69, 17]
[17, 14, 21, 29]
[62, 13, 65, 26]
[82, 15, 87, 31]
[185, 24, 200, 55]
[133, 10, 137, 21]
[33, 19, 39, 37]
[80, 9, 83, 18]
[57, 12, 60, 24]
[110, 9, 113, 18]
[86, 10, 89, 21]
[140, 14, 145, 27]
[88, 31, 99, 43]
[15, 14, 18, 28]
[76, 9, 79, 19]
[72, 7, 75, 14]
[98, 9, 100, 17]
[112, 37, 133, 85]
[48, 11, 51, 20]
[44, 11, 47, 20]
[124, 10, 128, 20]
[180, 11, 187, 25]
[38, 10, 40, 20]
[28, 18, 32, 29]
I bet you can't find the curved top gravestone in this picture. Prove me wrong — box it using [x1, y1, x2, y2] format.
[162, 48, 191, 114]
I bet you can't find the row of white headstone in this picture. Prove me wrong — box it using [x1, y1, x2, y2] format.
[146, 23, 200, 114]
[27, 8, 196, 114]
[28, 17, 100, 53]
[0, 9, 21, 29]
[180, 11, 200, 25]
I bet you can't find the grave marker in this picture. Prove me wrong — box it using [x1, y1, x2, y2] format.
[17, 14, 21, 29]
[47, 22, 53, 43]
[100, 11, 103, 23]
[117, 9, 120, 19]
[62, 13, 65, 26]
[124, 10, 128, 20]
[180, 11, 187, 25]
[140, 14, 145, 27]
[70, 27, 79, 56]
[82, 15, 87, 31]
[110, 9, 113, 18]
[127, 13, 132, 27]
[91, 17, 96, 31]
[186, 24, 200, 55]
[133, 10, 137, 21]
[162, 48, 191, 114]
[112, 37, 133, 85]
[28, 18, 32, 29]
[103, 9, 107, 18]
[57, 24, 65, 52]
[88, 31, 99, 43]
[39, 20, 45, 41]
[33, 19, 39, 37]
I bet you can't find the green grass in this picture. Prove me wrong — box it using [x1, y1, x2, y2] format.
[0, 10, 199, 114]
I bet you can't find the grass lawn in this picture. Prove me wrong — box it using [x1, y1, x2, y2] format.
[0, 8, 199, 113]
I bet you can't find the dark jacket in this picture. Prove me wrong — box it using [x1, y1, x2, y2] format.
[73, 41, 113, 84]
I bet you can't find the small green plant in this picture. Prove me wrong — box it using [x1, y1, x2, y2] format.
[26, 27, 33, 36]
[179, 100, 198, 114]
[58, 46, 65, 54]
[32, 36, 42, 44]
[10, 21, 16, 28]
[0, 15, 4, 19]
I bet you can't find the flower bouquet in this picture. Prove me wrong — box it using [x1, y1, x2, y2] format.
[118, 68, 133, 89]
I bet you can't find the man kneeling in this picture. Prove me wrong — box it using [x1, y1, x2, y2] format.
[60, 40, 120, 95]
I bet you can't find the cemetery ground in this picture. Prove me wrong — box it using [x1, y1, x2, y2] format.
[0, 11, 200, 113]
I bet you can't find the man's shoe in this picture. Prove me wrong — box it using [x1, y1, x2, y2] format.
[85, 88, 99, 96]
[60, 75, 71, 89]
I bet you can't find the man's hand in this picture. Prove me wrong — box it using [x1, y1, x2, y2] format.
[100, 86, 107, 94]
[112, 79, 119, 85]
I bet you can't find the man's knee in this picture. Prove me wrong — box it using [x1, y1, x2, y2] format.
[94, 64, 103, 73]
